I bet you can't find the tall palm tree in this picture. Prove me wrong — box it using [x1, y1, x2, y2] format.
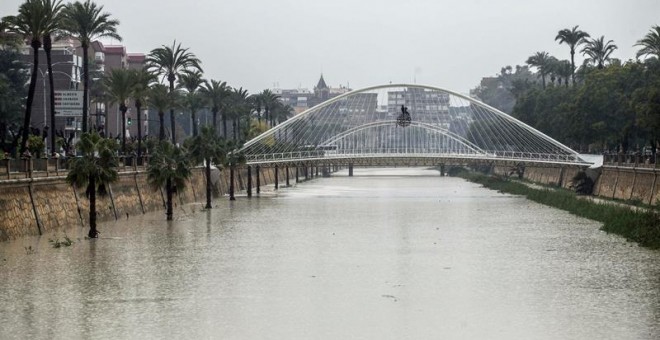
[201, 79, 229, 136]
[146, 40, 202, 145]
[260, 89, 281, 127]
[250, 92, 264, 124]
[231, 87, 250, 142]
[186, 126, 226, 209]
[635, 25, 660, 60]
[178, 70, 204, 137]
[103, 68, 131, 154]
[147, 140, 191, 220]
[60, 0, 121, 133]
[66, 131, 118, 238]
[40, 0, 64, 156]
[526, 51, 553, 89]
[555, 25, 590, 85]
[129, 69, 156, 159]
[581, 36, 617, 69]
[147, 84, 172, 141]
[3, 0, 49, 155]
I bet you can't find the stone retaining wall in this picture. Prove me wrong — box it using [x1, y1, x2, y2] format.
[0, 164, 324, 242]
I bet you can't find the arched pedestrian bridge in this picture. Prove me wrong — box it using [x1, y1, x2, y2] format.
[240, 84, 591, 168]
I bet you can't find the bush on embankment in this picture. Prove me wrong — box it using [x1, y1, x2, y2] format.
[455, 170, 660, 249]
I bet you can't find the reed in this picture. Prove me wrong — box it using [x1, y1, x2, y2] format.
[456, 170, 660, 249]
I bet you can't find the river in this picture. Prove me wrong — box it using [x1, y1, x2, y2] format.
[1, 167, 659, 339]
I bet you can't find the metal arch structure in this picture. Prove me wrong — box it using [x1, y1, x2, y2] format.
[239, 84, 591, 167]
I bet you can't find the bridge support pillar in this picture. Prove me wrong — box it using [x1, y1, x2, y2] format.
[296, 166, 299, 183]
[274, 166, 279, 190]
[256, 165, 261, 194]
[286, 166, 290, 186]
[305, 166, 309, 180]
[348, 163, 354, 177]
[229, 166, 236, 201]
[316, 166, 319, 178]
[247, 166, 252, 198]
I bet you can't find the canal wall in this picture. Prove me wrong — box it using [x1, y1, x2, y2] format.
[493, 164, 660, 206]
[0, 165, 325, 242]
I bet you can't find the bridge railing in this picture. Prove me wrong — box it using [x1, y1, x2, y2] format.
[603, 153, 658, 168]
[245, 148, 584, 164]
[0, 155, 151, 180]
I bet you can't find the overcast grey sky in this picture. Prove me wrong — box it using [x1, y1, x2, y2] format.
[2, 0, 659, 94]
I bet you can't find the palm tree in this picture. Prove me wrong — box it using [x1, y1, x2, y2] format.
[103, 68, 131, 154]
[147, 84, 172, 141]
[555, 25, 590, 85]
[201, 79, 229, 136]
[555, 59, 573, 88]
[3, 0, 49, 155]
[525, 51, 553, 89]
[147, 140, 191, 220]
[40, 0, 65, 156]
[581, 36, 617, 69]
[260, 89, 281, 127]
[231, 87, 250, 142]
[146, 40, 202, 145]
[60, 0, 121, 133]
[250, 92, 264, 124]
[635, 25, 660, 60]
[66, 131, 118, 238]
[129, 69, 156, 159]
[178, 70, 204, 137]
[187, 126, 226, 208]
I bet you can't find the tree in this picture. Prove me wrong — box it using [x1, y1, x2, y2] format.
[260, 89, 281, 127]
[0, 49, 29, 152]
[129, 68, 156, 159]
[555, 25, 590, 85]
[61, 0, 121, 133]
[526, 51, 553, 89]
[3, 0, 49, 155]
[581, 36, 617, 69]
[230, 87, 250, 142]
[186, 126, 226, 209]
[103, 68, 131, 154]
[146, 40, 202, 145]
[147, 140, 191, 220]
[178, 70, 204, 137]
[635, 25, 660, 60]
[66, 131, 118, 238]
[201, 79, 229, 136]
[147, 84, 172, 141]
[40, 0, 64, 156]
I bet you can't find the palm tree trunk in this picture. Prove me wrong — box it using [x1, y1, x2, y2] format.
[205, 158, 212, 209]
[44, 35, 56, 156]
[82, 42, 89, 133]
[222, 113, 227, 138]
[233, 120, 237, 142]
[166, 177, 173, 220]
[121, 107, 127, 154]
[158, 111, 165, 141]
[192, 111, 198, 137]
[229, 165, 235, 201]
[169, 80, 176, 145]
[212, 109, 218, 134]
[570, 48, 576, 86]
[88, 177, 98, 238]
[20, 41, 41, 155]
[136, 101, 142, 159]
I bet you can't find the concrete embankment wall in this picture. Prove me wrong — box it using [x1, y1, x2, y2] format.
[493, 164, 660, 206]
[593, 167, 660, 205]
[0, 164, 326, 242]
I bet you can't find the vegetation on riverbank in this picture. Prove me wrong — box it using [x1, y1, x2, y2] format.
[453, 169, 660, 249]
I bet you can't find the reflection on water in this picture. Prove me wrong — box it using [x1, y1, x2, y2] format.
[1, 168, 659, 339]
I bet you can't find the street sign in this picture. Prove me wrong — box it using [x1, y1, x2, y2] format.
[54, 90, 83, 116]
